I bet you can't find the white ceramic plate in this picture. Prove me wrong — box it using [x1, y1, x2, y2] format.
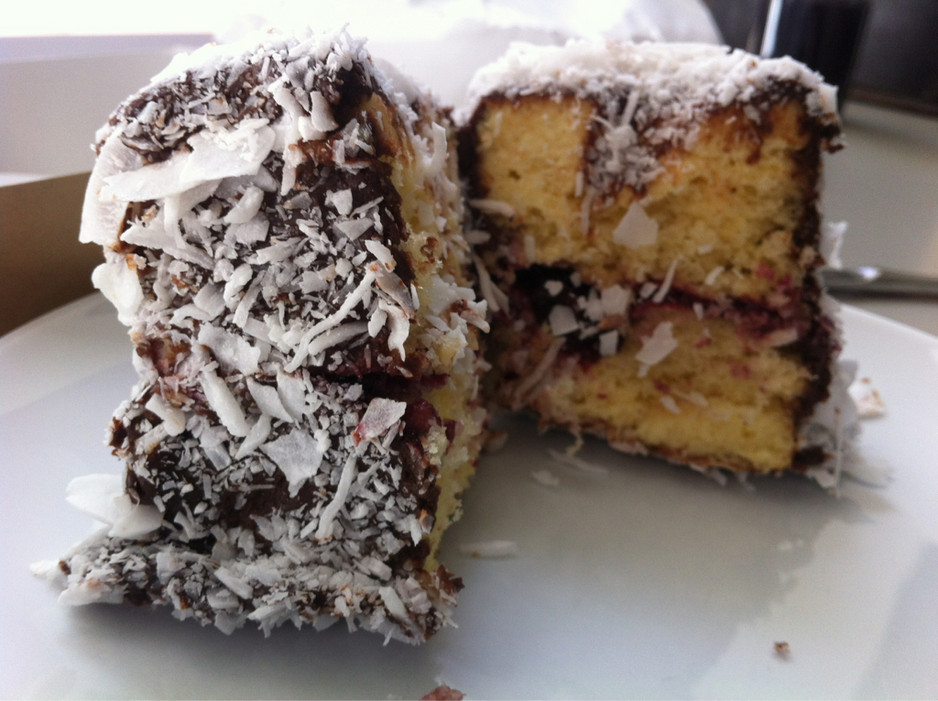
[2, 294, 937, 699]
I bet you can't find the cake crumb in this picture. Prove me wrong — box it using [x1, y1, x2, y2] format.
[548, 448, 609, 475]
[531, 469, 560, 487]
[774, 641, 791, 659]
[849, 377, 885, 418]
[483, 429, 508, 452]
[459, 540, 519, 558]
[421, 684, 465, 700]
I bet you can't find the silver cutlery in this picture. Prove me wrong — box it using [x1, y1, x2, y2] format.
[820, 266, 938, 298]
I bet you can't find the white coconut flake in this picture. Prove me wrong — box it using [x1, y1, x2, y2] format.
[298, 270, 328, 294]
[601, 284, 631, 317]
[193, 283, 226, 319]
[548, 448, 609, 475]
[315, 453, 358, 542]
[308, 90, 340, 133]
[214, 566, 254, 600]
[379, 585, 410, 622]
[65, 473, 130, 525]
[119, 218, 173, 252]
[512, 338, 563, 407]
[652, 257, 680, 303]
[765, 327, 800, 347]
[187, 119, 275, 183]
[198, 324, 261, 375]
[548, 305, 579, 336]
[425, 275, 467, 315]
[101, 151, 193, 202]
[544, 280, 564, 297]
[144, 394, 187, 436]
[356, 398, 407, 443]
[464, 229, 490, 245]
[81, 134, 142, 246]
[245, 377, 292, 423]
[636, 321, 678, 372]
[821, 220, 848, 267]
[326, 188, 353, 216]
[229, 216, 270, 245]
[234, 414, 272, 459]
[224, 186, 265, 224]
[613, 200, 658, 249]
[106, 120, 273, 202]
[260, 427, 325, 494]
[674, 389, 709, 407]
[91, 262, 143, 326]
[275, 371, 307, 421]
[111, 502, 163, 539]
[639, 281, 658, 299]
[305, 323, 367, 363]
[223, 263, 254, 303]
[65, 474, 162, 538]
[334, 218, 373, 240]
[469, 198, 515, 218]
[473, 255, 509, 314]
[599, 330, 619, 357]
[704, 265, 725, 286]
[200, 367, 250, 437]
[422, 122, 448, 178]
[375, 268, 416, 315]
[368, 307, 388, 338]
[254, 240, 294, 265]
[364, 239, 396, 271]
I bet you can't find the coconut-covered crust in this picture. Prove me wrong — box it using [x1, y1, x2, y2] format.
[42, 29, 487, 644]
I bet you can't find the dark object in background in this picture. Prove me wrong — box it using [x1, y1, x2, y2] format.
[849, 1, 938, 115]
[705, 0, 938, 115]
[765, 0, 869, 107]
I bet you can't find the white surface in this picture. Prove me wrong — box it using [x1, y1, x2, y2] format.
[3, 0, 720, 43]
[822, 102, 938, 338]
[825, 102, 938, 277]
[3, 0, 265, 37]
[0, 48, 202, 179]
[821, 103, 938, 335]
[1, 294, 937, 699]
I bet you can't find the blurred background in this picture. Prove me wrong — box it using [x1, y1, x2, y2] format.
[705, 0, 938, 116]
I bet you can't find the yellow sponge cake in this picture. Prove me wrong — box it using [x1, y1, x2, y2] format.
[460, 41, 852, 479]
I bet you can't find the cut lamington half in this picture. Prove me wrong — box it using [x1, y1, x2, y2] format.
[459, 40, 857, 483]
[39, 30, 488, 643]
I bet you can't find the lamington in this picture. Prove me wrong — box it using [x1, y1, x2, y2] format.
[42, 30, 488, 643]
[459, 40, 854, 480]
